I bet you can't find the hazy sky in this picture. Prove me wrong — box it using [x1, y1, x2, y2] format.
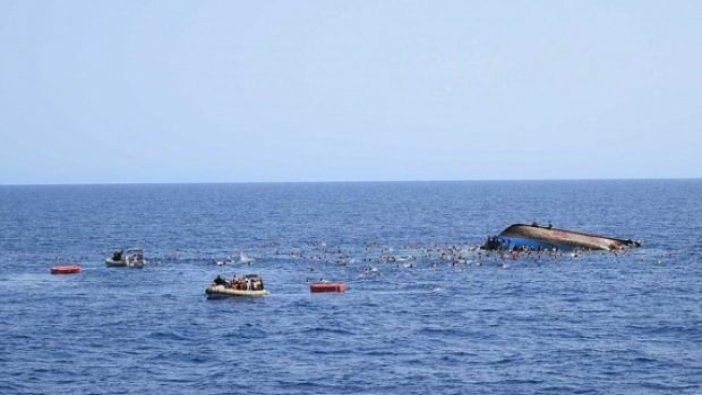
[1, 1, 700, 184]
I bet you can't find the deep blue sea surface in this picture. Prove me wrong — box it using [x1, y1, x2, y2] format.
[1, 180, 701, 394]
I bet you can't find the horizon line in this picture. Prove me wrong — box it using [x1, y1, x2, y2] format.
[1, 176, 700, 187]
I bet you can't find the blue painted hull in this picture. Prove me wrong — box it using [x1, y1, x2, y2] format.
[484, 224, 641, 251]
[496, 236, 565, 251]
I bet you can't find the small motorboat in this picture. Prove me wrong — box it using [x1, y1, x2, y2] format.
[50, 265, 82, 275]
[205, 274, 268, 298]
[105, 248, 146, 267]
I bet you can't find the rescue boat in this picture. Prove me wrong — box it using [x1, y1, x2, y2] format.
[105, 248, 146, 268]
[205, 274, 268, 298]
[205, 285, 269, 298]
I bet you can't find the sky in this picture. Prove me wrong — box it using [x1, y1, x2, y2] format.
[0, 0, 700, 184]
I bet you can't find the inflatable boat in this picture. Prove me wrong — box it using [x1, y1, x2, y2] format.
[310, 282, 348, 293]
[205, 274, 268, 298]
[50, 265, 82, 275]
[205, 285, 269, 298]
[105, 248, 146, 267]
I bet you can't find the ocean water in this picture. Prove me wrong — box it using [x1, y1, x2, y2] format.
[1, 180, 701, 394]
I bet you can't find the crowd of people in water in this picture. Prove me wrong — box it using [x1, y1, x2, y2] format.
[204, 239, 636, 279]
[196, 235, 662, 293]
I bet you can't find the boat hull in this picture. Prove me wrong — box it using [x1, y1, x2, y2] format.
[487, 224, 640, 251]
[105, 258, 145, 268]
[205, 285, 269, 298]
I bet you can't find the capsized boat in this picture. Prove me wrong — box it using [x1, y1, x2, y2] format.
[483, 223, 641, 251]
[105, 248, 146, 267]
[205, 273, 269, 298]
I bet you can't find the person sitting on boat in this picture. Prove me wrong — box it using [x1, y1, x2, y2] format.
[231, 276, 241, 289]
[113, 250, 123, 261]
[213, 275, 227, 286]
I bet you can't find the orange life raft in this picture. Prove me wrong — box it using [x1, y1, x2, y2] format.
[310, 282, 348, 293]
[50, 265, 82, 275]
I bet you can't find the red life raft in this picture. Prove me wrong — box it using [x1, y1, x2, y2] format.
[310, 282, 348, 293]
[50, 265, 82, 275]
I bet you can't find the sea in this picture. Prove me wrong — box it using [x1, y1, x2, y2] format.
[1, 180, 701, 394]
